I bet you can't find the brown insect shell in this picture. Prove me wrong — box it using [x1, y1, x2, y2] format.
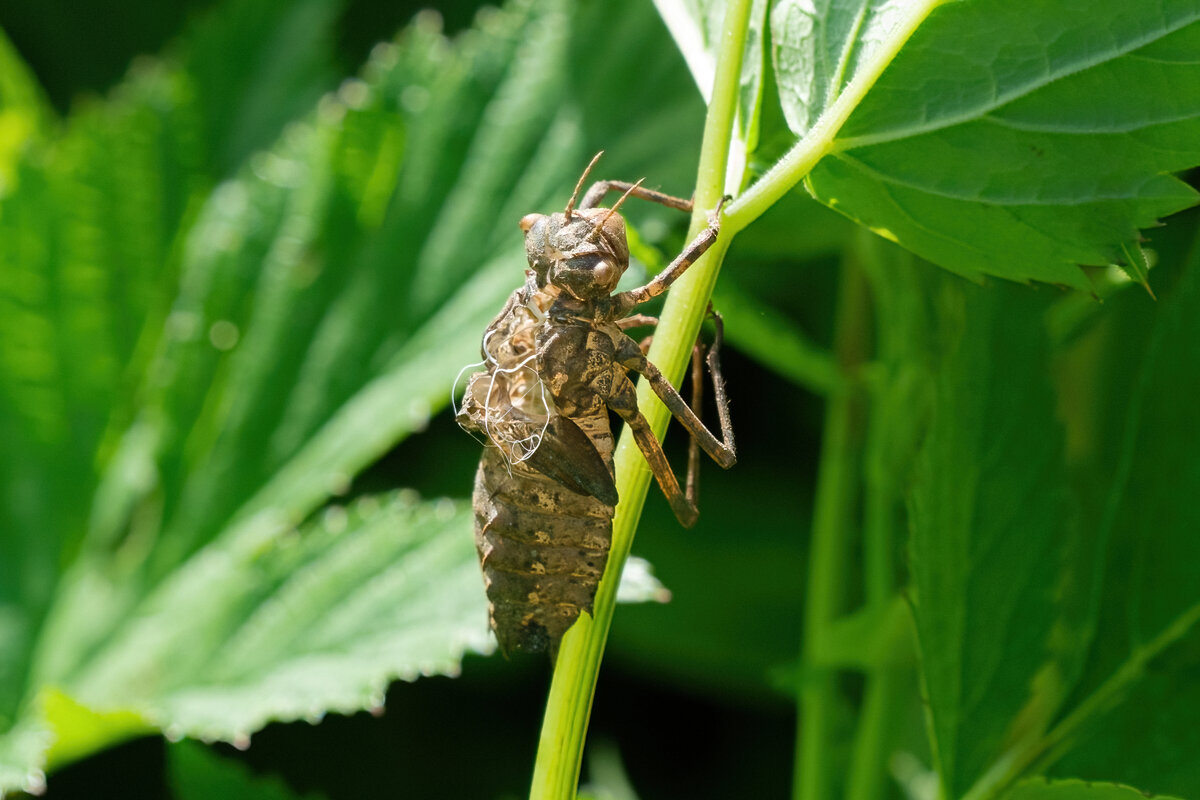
[520, 207, 630, 301]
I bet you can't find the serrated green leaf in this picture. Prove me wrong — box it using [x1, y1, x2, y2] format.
[907, 274, 1081, 798]
[0, 61, 210, 795]
[0, 60, 205, 477]
[9, 3, 557, 767]
[58, 494, 488, 744]
[770, 0, 900, 137]
[0, 9, 342, 726]
[0, 0, 715, 790]
[1006, 778, 1185, 800]
[776, 2, 1200, 287]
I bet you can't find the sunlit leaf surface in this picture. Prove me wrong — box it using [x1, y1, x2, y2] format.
[776, 1, 1200, 287]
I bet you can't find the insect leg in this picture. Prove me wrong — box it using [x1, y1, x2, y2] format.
[685, 338, 703, 503]
[614, 313, 736, 471]
[613, 200, 724, 312]
[605, 372, 699, 527]
[680, 311, 737, 505]
[578, 181, 693, 213]
[618, 313, 659, 355]
[616, 313, 658, 331]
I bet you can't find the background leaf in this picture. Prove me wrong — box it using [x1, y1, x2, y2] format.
[651, 0, 770, 185]
[1043, 217, 1200, 799]
[770, 0, 907, 136]
[906, 273, 1081, 798]
[0, 26, 49, 192]
[2, 1, 1200, 797]
[779, 1, 1200, 286]
[0, 0, 727, 791]
[0, 56, 210, 797]
[54, 494, 489, 743]
[183, 0, 339, 176]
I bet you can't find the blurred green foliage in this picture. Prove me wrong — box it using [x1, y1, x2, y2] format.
[0, 1, 1199, 799]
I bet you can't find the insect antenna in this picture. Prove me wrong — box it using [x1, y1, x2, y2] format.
[588, 177, 644, 241]
[565, 151, 604, 220]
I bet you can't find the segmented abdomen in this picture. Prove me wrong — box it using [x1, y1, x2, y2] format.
[473, 411, 614, 657]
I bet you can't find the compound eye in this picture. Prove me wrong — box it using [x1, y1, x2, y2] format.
[592, 259, 616, 287]
[555, 253, 617, 298]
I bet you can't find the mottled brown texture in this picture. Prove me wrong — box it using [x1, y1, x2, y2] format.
[457, 157, 736, 659]
[473, 443, 613, 655]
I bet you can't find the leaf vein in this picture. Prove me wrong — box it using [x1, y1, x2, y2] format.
[835, 14, 1200, 150]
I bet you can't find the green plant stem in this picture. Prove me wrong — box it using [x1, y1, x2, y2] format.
[845, 442, 901, 800]
[722, 0, 945, 240]
[527, 1, 751, 797]
[795, 259, 870, 800]
[847, 664, 903, 800]
[846, 231, 905, 800]
[531, 1, 947, 794]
